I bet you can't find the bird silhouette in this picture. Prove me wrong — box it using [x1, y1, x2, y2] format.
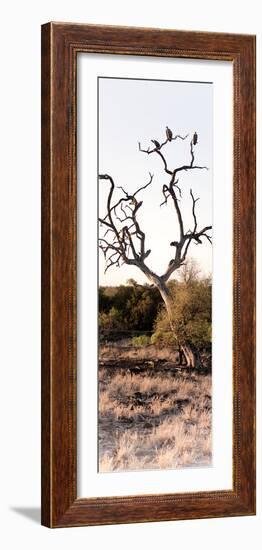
[193, 132, 198, 145]
[151, 139, 161, 149]
[166, 126, 173, 141]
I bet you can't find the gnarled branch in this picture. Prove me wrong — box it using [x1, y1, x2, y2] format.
[99, 128, 212, 284]
[99, 172, 153, 273]
[139, 131, 207, 179]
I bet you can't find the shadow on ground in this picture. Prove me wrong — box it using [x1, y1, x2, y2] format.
[11, 507, 41, 524]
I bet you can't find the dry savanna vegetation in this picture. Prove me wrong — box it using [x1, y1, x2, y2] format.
[98, 127, 212, 473]
[98, 350, 212, 473]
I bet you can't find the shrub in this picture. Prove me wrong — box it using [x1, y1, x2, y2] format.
[99, 283, 162, 333]
[152, 279, 211, 349]
[132, 335, 151, 347]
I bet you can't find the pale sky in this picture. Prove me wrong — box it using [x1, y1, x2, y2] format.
[98, 77, 213, 286]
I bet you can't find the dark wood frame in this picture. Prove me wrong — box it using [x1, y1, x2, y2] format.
[41, 22, 256, 528]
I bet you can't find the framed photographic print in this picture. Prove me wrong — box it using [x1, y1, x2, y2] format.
[41, 22, 256, 527]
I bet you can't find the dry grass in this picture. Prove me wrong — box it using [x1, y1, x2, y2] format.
[100, 343, 179, 363]
[99, 367, 212, 472]
[101, 369, 206, 402]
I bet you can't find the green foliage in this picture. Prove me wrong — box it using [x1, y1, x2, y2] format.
[150, 328, 177, 346]
[99, 287, 112, 313]
[99, 307, 123, 332]
[152, 279, 212, 348]
[99, 277, 212, 349]
[132, 335, 151, 347]
[99, 282, 162, 338]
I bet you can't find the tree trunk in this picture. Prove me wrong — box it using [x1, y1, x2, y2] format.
[178, 345, 184, 365]
[181, 342, 202, 369]
[157, 282, 174, 325]
[147, 273, 201, 369]
[145, 272, 174, 325]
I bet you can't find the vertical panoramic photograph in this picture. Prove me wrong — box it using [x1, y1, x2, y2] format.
[98, 76, 213, 473]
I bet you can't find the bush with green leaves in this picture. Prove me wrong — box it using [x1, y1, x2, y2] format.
[99, 282, 162, 338]
[132, 335, 151, 347]
[152, 278, 211, 349]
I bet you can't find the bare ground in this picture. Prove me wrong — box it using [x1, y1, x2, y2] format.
[98, 345, 212, 473]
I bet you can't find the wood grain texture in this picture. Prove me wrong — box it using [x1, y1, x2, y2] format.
[41, 22, 256, 527]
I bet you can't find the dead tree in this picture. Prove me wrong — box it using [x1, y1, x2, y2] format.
[99, 129, 212, 368]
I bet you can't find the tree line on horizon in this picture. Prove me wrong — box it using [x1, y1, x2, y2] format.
[99, 269, 211, 353]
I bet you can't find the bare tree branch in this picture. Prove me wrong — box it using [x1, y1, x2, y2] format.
[98, 172, 154, 272]
[139, 132, 208, 185]
[161, 185, 212, 282]
[99, 129, 212, 284]
[139, 133, 188, 156]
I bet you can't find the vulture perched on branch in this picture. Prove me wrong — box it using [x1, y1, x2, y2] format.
[151, 139, 161, 149]
[166, 126, 173, 142]
[193, 132, 198, 145]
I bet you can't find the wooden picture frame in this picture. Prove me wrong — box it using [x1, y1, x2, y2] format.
[41, 22, 256, 527]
